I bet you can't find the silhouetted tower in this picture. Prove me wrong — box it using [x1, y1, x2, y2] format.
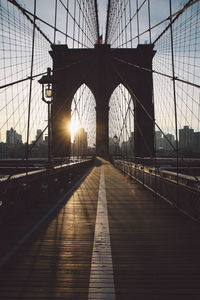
[50, 44, 155, 158]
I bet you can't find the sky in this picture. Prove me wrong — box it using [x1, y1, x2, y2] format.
[19, 0, 185, 46]
[0, 0, 199, 145]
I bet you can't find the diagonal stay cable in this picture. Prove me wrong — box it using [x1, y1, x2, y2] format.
[108, 58, 177, 152]
[59, 0, 95, 45]
[71, 86, 87, 129]
[114, 90, 131, 140]
[109, 57, 200, 178]
[7, 0, 51, 44]
[115, 0, 199, 47]
[8, 0, 94, 47]
[105, 0, 111, 44]
[108, 0, 127, 44]
[153, 0, 197, 44]
[0, 53, 96, 90]
[49, 53, 97, 156]
[111, 0, 147, 46]
[77, 0, 97, 43]
[111, 55, 200, 89]
[27, 53, 97, 158]
[94, 0, 100, 42]
[117, 85, 153, 156]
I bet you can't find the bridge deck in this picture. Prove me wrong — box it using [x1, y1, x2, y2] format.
[1, 158, 200, 299]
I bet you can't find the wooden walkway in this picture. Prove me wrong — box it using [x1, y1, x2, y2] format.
[1, 158, 200, 299]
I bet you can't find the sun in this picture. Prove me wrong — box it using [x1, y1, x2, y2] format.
[69, 118, 80, 142]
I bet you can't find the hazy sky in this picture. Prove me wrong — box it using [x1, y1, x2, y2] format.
[1, 0, 198, 144]
[20, 0, 185, 46]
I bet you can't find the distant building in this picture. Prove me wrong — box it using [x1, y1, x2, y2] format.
[123, 132, 134, 156]
[179, 126, 194, 150]
[109, 134, 122, 155]
[155, 131, 163, 149]
[36, 129, 43, 144]
[0, 142, 8, 158]
[73, 128, 88, 155]
[109, 137, 115, 154]
[6, 127, 22, 144]
[194, 132, 200, 151]
[163, 133, 175, 151]
[44, 135, 48, 144]
[129, 132, 134, 152]
[121, 140, 129, 155]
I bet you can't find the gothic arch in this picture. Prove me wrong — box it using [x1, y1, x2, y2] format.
[71, 84, 96, 155]
[109, 84, 134, 155]
[51, 43, 155, 157]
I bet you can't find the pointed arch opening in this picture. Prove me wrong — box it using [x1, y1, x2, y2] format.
[70, 84, 96, 157]
[109, 84, 134, 157]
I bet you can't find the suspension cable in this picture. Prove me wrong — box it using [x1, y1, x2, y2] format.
[7, 0, 51, 44]
[26, 0, 37, 160]
[108, 59, 177, 152]
[105, 0, 111, 44]
[111, 56, 200, 89]
[94, 0, 100, 42]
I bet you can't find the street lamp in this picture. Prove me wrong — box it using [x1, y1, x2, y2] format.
[113, 134, 118, 155]
[38, 67, 54, 167]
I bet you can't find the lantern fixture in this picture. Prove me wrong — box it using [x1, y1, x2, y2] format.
[113, 134, 118, 155]
[38, 67, 54, 167]
[113, 134, 118, 144]
[45, 84, 52, 98]
[38, 67, 54, 104]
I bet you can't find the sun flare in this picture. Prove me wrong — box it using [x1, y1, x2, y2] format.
[69, 118, 80, 142]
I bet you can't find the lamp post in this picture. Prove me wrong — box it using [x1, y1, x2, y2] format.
[38, 67, 54, 168]
[113, 134, 118, 155]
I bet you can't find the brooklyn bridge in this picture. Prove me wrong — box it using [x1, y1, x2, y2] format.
[0, 0, 200, 299]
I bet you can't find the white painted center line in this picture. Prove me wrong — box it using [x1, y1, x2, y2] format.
[88, 164, 115, 299]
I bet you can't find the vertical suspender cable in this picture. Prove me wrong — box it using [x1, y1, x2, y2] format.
[124, 1, 128, 47]
[120, 0, 124, 47]
[129, 0, 133, 47]
[169, 0, 179, 206]
[148, 0, 151, 43]
[77, 0, 81, 47]
[105, 0, 111, 44]
[54, 0, 58, 43]
[26, 0, 36, 162]
[72, 0, 77, 47]
[94, 0, 100, 43]
[136, 0, 140, 44]
[81, 0, 85, 46]
[86, 1, 88, 46]
[65, 0, 69, 44]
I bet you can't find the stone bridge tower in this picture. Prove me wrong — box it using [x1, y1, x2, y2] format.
[50, 44, 155, 158]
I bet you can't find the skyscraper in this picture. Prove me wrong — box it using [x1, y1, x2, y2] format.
[6, 127, 22, 144]
[74, 128, 88, 155]
[179, 126, 194, 150]
[36, 129, 43, 144]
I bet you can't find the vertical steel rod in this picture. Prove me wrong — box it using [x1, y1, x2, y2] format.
[148, 0, 152, 43]
[105, 0, 111, 44]
[72, 0, 77, 47]
[94, 0, 100, 43]
[65, 0, 69, 44]
[48, 101, 52, 167]
[26, 0, 36, 163]
[54, 0, 58, 44]
[169, 0, 179, 206]
[136, 0, 140, 44]
[128, 0, 133, 47]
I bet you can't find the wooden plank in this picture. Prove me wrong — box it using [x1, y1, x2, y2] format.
[104, 160, 200, 299]
[0, 164, 100, 299]
[1, 158, 200, 299]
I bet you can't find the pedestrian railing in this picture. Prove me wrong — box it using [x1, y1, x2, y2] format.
[113, 159, 200, 222]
